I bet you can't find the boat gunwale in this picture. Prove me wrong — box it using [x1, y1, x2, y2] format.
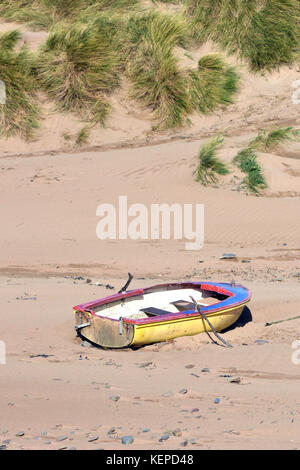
[73, 282, 251, 325]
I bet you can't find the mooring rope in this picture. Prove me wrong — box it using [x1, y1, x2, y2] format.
[190, 296, 232, 348]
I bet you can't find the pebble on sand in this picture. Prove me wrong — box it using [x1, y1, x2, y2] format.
[214, 398, 220, 404]
[227, 376, 241, 384]
[56, 435, 68, 442]
[159, 434, 170, 442]
[16, 431, 25, 437]
[121, 435, 134, 445]
[110, 394, 120, 402]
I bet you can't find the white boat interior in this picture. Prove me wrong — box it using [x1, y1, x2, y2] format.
[93, 287, 222, 320]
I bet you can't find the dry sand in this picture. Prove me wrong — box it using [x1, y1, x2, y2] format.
[1, 20, 300, 451]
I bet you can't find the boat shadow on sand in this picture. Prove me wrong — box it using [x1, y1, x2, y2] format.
[222, 305, 253, 332]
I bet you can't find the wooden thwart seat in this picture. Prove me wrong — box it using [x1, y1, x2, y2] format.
[140, 307, 172, 317]
[171, 300, 196, 311]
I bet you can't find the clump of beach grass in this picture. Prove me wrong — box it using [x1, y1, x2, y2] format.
[0, 30, 39, 139]
[233, 147, 267, 194]
[232, 126, 300, 194]
[249, 127, 300, 151]
[127, 13, 239, 128]
[35, 23, 120, 124]
[195, 135, 229, 185]
[185, 0, 300, 72]
[76, 125, 90, 146]
[126, 12, 193, 128]
[0, 0, 139, 31]
[188, 54, 239, 114]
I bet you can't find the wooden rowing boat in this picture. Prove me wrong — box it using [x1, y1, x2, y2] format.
[74, 281, 251, 348]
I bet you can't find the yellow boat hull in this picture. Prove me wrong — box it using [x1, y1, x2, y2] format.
[74, 303, 246, 348]
[131, 304, 245, 347]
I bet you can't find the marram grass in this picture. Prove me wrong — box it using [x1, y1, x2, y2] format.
[184, 0, 300, 72]
[35, 24, 120, 124]
[195, 135, 229, 185]
[0, 30, 39, 139]
[233, 147, 267, 195]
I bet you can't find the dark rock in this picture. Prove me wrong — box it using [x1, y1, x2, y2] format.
[179, 388, 188, 395]
[214, 398, 220, 404]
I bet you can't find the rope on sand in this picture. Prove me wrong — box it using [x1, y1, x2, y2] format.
[190, 296, 233, 348]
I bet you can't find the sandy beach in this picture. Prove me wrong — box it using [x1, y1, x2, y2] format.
[1, 12, 300, 451]
[1, 138, 300, 450]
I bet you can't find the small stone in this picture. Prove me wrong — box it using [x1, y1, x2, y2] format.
[56, 435, 68, 442]
[220, 253, 237, 260]
[179, 388, 188, 395]
[122, 435, 134, 445]
[110, 394, 120, 402]
[185, 364, 194, 369]
[142, 428, 151, 433]
[107, 427, 116, 435]
[181, 440, 188, 447]
[255, 339, 269, 345]
[16, 431, 24, 437]
[191, 408, 199, 413]
[172, 428, 182, 437]
[159, 434, 170, 442]
[86, 279, 92, 284]
[214, 398, 220, 404]
[201, 368, 210, 373]
[88, 435, 98, 442]
[137, 361, 152, 368]
[227, 376, 241, 384]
